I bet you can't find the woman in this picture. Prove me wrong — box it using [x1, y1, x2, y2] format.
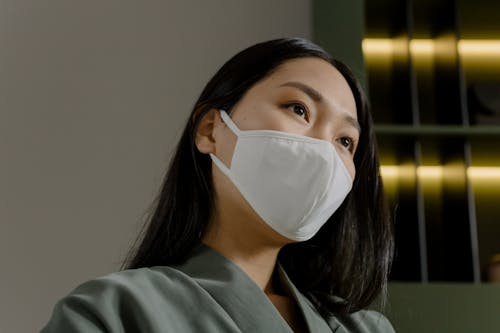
[42, 38, 394, 332]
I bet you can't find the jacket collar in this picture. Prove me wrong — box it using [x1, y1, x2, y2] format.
[174, 244, 335, 333]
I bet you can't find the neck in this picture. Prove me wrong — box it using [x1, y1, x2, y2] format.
[203, 228, 282, 294]
[204, 168, 295, 293]
[202, 208, 286, 293]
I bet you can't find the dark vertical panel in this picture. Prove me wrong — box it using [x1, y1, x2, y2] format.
[429, 0, 475, 281]
[457, 0, 493, 283]
[424, 138, 474, 281]
[390, 141, 422, 280]
[313, 0, 366, 88]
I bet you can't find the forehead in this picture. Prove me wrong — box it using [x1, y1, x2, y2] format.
[257, 57, 358, 118]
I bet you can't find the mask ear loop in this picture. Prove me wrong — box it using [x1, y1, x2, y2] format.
[208, 110, 240, 174]
[219, 109, 242, 137]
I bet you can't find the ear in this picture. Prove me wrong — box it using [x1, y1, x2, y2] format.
[195, 108, 220, 154]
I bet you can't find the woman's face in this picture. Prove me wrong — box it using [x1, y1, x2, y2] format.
[212, 57, 359, 180]
[196, 57, 360, 243]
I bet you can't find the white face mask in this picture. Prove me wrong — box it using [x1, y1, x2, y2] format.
[209, 110, 353, 241]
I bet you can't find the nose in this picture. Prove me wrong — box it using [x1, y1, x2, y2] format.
[308, 120, 334, 144]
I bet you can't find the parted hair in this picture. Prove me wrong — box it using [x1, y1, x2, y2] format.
[123, 38, 394, 315]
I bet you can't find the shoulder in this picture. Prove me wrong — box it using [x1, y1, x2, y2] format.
[61, 266, 195, 308]
[327, 309, 395, 333]
[69, 266, 190, 296]
[41, 266, 201, 332]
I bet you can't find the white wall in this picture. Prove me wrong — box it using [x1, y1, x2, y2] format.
[0, 1, 311, 331]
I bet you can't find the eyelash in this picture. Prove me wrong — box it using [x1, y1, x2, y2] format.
[282, 102, 309, 121]
[282, 102, 357, 153]
[337, 137, 355, 153]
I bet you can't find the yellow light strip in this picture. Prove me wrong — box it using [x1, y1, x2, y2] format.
[362, 39, 393, 55]
[458, 40, 500, 55]
[417, 166, 443, 179]
[379, 165, 399, 178]
[363, 38, 500, 57]
[467, 167, 500, 179]
[380, 166, 500, 180]
[409, 39, 434, 56]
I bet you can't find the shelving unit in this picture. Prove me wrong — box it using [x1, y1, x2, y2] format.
[364, 0, 500, 282]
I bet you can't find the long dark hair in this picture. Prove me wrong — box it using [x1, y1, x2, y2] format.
[123, 38, 393, 315]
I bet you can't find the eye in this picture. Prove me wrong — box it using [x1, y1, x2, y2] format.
[284, 103, 309, 121]
[337, 137, 355, 152]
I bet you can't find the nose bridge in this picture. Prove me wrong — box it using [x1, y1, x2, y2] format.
[310, 113, 335, 142]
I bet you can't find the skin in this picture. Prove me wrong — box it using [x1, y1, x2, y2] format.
[195, 57, 359, 330]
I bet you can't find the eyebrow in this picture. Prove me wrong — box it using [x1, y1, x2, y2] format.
[279, 81, 323, 102]
[344, 115, 361, 134]
[279, 81, 361, 134]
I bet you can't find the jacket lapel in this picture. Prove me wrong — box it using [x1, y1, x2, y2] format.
[174, 245, 293, 332]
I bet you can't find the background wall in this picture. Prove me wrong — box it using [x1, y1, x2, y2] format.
[0, 1, 311, 331]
